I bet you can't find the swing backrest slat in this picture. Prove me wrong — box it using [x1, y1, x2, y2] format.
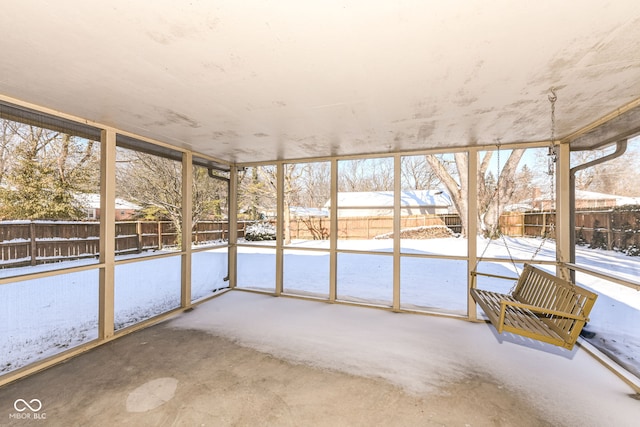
[513, 264, 597, 341]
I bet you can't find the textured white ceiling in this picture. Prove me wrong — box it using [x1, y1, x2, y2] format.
[1, 1, 640, 163]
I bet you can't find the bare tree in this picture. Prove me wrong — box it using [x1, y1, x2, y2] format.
[116, 150, 228, 247]
[192, 166, 228, 221]
[254, 164, 309, 244]
[288, 162, 331, 241]
[425, 153, 469, 236]
[338, 158, 393, 192]
[512, 164, 537, 206]
[236, 162, 332, 242]
[282, 165, 304, 244]
[116, 151, 182, 237]
[572, 150, 600, 191]
[298, 162, 330, 208]
[481, 149, 525, 236]
[401, 156, 440, 190]
[572, 146, 640, 196]
[0, 119, 20, 185]
[338, 159, 367, 192]
[237, 166, 276, 220]
[55, 134, 99, 191]
[426, 149, 525, 237]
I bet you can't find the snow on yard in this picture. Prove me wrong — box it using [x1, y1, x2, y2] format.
[0, 249, 228, 373]
[1, 237, 639, 384]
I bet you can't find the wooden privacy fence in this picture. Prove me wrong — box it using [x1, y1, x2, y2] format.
[285, 214, 462, 240]
[0, 220, 231, 268]
[500, 208, 640, 251]
[500, 212, 557, 239]
[574, 208, 640, 251]
[5, 209, 635, 268]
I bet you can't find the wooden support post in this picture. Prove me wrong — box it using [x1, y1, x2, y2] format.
[467, 149, 478, 321]
[329, 159, 338, 302]
[393, 155, 401, 312]
[99, 129, 116, 340]
[228, 166, 238, 289]
[275, 162, 284, 296]
[556, 143, 571, 280]
[181, 151, 193, 308]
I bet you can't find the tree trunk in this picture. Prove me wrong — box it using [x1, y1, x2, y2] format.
[426, 149, 525, 239]
[425, 153, 469, 237]
[483, 149, 525, 237]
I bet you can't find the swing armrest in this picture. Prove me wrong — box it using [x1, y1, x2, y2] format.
[470, 270, 519, 281]
[499, 300, 588, 322]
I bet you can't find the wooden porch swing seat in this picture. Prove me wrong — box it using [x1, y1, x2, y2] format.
[470, 264, 598, 350]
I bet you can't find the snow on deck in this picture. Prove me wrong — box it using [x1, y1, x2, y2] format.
[171, 291, 639, 427]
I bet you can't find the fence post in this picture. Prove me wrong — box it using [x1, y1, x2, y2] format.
[157, 221, 163, 250]
[135, 221, 142, 253]
[30, 221, 37, 266]
[193, 222, 199, 246]
[607, 211, 613, 250]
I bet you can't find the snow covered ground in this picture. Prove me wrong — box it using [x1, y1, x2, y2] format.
[0, 248, 228, 374]
[1, 237, 639, 382]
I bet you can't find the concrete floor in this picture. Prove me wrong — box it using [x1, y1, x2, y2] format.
[0, 292, 637, 426]
[0, 326, 551, 427]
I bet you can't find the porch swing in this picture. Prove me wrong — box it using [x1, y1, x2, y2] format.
[469, 89, 598, 350]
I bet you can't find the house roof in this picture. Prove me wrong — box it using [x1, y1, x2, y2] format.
[521, 189, 640, 208]
[289, 207, 329, 217]
[76, 194, 141, 211]
[325, 190, 453, 208]
[575, 190, 640, 206]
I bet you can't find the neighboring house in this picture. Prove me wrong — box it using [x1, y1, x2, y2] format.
[518, 188, 640, 211]
[502, 203, 534, 213]
[288, 206, 329, 218]
[77, 194, 141, 220]
[261, 206, 328, 219]
[325, 190, 453, 218]
[573, 190, 640, 209]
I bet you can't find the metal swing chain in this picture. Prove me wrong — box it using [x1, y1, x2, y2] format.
[494, 140, 520, 279]
[547, 88, 558, 176]
[494, 138, 501, 240]
[529, 88, 558, 262]
[475, 89, 561, 290]
[475, 139, 519, 281]
[474, 140, 501, 274]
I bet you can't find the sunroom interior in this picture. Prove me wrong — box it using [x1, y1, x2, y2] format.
[1, 2, 640, 424]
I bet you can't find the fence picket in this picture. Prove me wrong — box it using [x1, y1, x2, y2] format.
[0, 220, 232, 268]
